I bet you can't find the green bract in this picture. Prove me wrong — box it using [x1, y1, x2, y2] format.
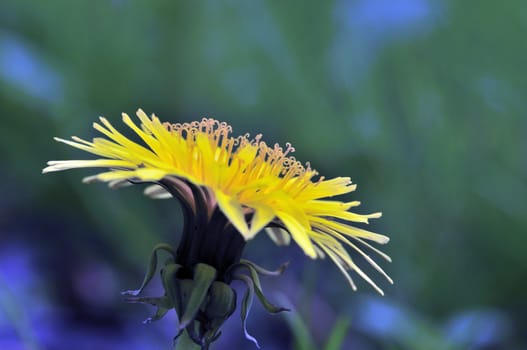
[123, 243, 289, 349]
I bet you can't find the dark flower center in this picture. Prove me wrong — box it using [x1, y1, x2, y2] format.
[176, 207, 246, 282]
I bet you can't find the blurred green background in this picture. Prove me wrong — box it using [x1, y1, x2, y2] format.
[1, 1, 526, 349]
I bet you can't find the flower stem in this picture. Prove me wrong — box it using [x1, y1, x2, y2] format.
[175, 330, 204, 350]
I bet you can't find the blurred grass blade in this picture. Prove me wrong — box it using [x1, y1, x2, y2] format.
[323, 317, 350, 350]
[277, 294, 315, 350]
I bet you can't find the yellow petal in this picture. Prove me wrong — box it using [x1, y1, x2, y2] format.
[247, 204, 275, 239]
[43, 159, 134, 173]
[121, 113, 163, 156]
[94, 168, 166, 182]
[134, 168, 167, 181]
[311, 217, 390, 244]
[96, 170, 139, 181]
[276, 211, 316, 258]
[215, 190, 249, 237]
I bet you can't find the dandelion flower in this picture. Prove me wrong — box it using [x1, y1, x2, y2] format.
[43, 109, 392, 348]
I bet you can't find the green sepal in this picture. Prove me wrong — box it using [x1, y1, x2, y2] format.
[143, 305, 170, 324]
[201, 282, 237, 345]
[122, 243, 177, 296]
[234, 273, 260, 348]
[124, 295, 172, 309]
[202, 329, 223, 349]
[210, 331, 222, 343]
[174, 279, 193, 317]
[204, 281, 236, 320]
[240, 259, 289, 276]
[235, 262, 290, 314]
[161, 263, 184, 316]
[185, 320, 203, 345]
[178, 263, 217, 330]
[164, 255, 176, 266]
[174, 329, 200, 350]
[123, 295, 173, 324]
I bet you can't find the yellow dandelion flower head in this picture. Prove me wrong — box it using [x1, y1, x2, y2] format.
[43, 109, 392, 294]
